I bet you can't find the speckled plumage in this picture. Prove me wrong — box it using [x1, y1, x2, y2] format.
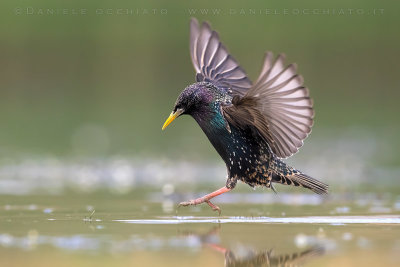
[162, 19, 328, 213]
[178, 82, 327, 195]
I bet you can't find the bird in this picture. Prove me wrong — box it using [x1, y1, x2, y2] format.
[162, 18, 328, 214]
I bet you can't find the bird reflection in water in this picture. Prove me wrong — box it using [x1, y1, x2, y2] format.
[180, 226, 324, 267]
[214, 244, 324, 267]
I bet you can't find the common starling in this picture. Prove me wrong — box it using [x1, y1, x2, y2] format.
[162, 18, 328, 213]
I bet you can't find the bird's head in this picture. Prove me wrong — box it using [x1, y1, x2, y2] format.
[162, 82, 228, 130]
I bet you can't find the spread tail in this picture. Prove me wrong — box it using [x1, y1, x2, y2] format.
[271, 171, 328, 195]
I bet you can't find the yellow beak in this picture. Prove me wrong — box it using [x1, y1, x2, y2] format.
[162, 109, 183, 130]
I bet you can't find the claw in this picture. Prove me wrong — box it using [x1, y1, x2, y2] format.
[177, 198, 222, 215]
[178, 200, 195, 207]
[206, 200, 221, 215]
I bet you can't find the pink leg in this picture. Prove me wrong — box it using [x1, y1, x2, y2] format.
[178, 186, 231, 214]
[207, 243, 228, 254]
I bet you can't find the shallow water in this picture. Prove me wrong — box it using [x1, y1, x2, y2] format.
[1, 193, 400, 266]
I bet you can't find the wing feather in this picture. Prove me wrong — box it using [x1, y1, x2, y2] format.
[190, 18, 252, 95]
[247, 53, 314, 158]
[190, 18, 314, 158]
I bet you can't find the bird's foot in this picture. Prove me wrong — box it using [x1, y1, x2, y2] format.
[178, 198, 221, 215]
[178, 187, 230, 215]
[205, 200, 221, 215]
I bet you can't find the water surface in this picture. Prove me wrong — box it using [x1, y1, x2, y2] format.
[1, 193, 399, 266]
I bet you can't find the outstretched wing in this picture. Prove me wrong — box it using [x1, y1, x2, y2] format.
[247, 52, 314, 158]
[190, 18, 252, 96]
[223, 52, 314, 159]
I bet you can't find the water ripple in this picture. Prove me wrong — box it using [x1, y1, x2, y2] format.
[115, 215, 400, 225]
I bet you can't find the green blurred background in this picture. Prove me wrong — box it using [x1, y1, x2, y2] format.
[0, 0, 399, 180]
[1, 1, 400, 266]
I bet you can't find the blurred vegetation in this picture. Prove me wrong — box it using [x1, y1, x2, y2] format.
[0, 0, 398, 163]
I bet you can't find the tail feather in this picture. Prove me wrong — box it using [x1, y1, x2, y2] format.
[272, 172, 329, 195]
